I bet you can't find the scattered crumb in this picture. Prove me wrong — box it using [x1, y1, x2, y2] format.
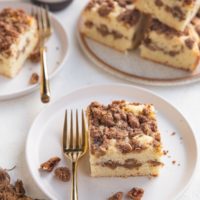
[108, 192, 123, 200]
[180, 137, 183, 140]
[172, 160, 176, 165]
[54, 167, 71, 182]
[56, 46, 60, 50]
[167, 155, 171, 158]
[127, 187, 144, 200]
[163, 150, 169, 155]
[171, 132, 176, 136]
[40, 157, 61, 172]
[178, 163, 181, 166]
[29, 73, 39, 85]
[56, 61, 60, 65]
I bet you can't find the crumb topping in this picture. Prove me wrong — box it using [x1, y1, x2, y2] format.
[117, 9, 141, 26]
[85, 0, 141, 26]
[149, 19, 184, 37]
[0, 8, 33, 56]
[87, 101, 161, 156]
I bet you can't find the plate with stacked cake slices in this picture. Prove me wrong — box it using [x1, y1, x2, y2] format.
[0, 2, 68, 100]
[26, 84, 197, 200]
[77, 0, 200, 86]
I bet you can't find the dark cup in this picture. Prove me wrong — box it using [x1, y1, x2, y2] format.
[31, 0, 73, 12]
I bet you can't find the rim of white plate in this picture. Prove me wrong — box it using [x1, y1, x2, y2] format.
[0, 1, 69, 100]
[25, 83, 198, 200]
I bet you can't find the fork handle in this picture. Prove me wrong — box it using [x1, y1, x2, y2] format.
[40, 47, 50, 103]
[71, 161, 78, 200]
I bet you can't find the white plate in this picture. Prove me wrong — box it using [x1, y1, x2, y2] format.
[0, 2, 68, 100]
[77, 17, 200, 86]
[26, 84, 198, 200]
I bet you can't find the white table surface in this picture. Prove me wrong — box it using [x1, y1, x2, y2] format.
[0, 0, 200, 199]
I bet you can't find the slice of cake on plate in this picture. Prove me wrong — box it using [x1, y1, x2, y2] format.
[0, 8, 38, 78]
[140, 19, 200, 71]
[135, 0, 200, 31]
[80, 0, 144, 52]
[87, 101, 163, 177]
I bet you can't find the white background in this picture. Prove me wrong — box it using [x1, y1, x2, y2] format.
[0, 0, 200, 199]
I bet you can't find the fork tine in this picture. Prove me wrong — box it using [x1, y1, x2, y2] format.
[76, 109, 80, 149]
[41, 6, 47, 31]
[45, 5, 52, 34]
[69, 110, 74, 149]
[36, 7, 42, 34]
[82, 110, 87, 151]
[63, 110, 68, 151]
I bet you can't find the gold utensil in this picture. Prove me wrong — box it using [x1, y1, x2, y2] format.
[63, 110, 88, 200]
[32, 6, 52, 103]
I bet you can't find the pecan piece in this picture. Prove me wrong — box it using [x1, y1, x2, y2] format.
[127, 187, 144, 200]
[29, 73, 39, 85]
[40, 157, 61, 172]
[54, 167, 71, 182]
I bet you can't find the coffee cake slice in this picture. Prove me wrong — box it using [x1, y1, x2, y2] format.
[140, 19, 200, 71]
[135, 0, 200, 31]
[80, 0, 144, 52]
[87, 101, 163, 177]
[0, 8, 38, 78]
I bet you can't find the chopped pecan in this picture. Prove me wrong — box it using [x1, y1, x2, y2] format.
[40, 157, 61, 172]
[29, 73, 39, 85]
[127, 187, 144, 200]
[54, 167, 71, 182]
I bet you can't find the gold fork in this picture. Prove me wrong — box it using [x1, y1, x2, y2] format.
[32, 6, 52, 103]
[63, 110, 88, 200]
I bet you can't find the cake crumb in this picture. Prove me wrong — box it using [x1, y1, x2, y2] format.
[108, 192, 123, 200]
[171, 132, 176, 136]
[163, 150, 169, 155]
[127, 187, 144, 200]
[54, 167, 71, 182]
[40, 156, 61, 172]
[172, 160, 176, 165]
[29, 73, 39, 85]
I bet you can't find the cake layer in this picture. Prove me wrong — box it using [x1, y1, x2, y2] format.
[135, 0, 200, 31]
[140, 19, 200, 71]
[80, 0, 144, 51]
[90, 163, 161, 177]
[87, 101, 163, 177]
[0, 8, 38, 78]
